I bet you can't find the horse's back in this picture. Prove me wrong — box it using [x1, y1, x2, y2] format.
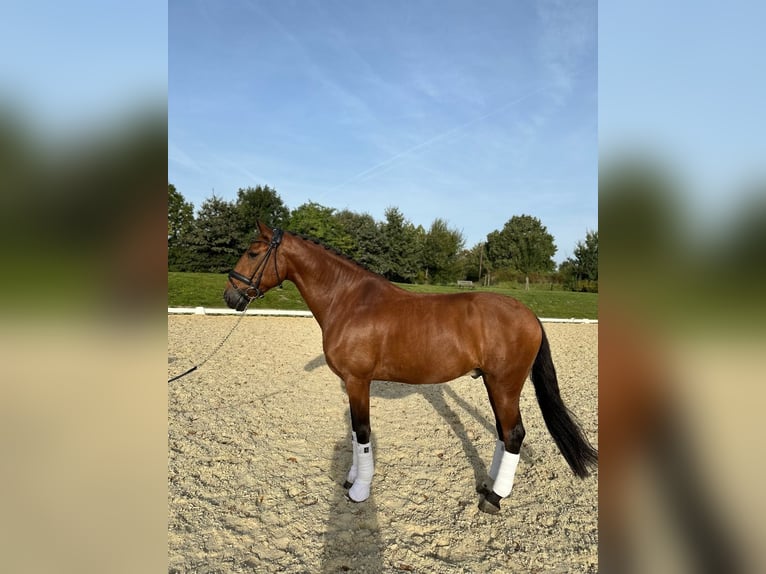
[445, 291, 542, 350]
[335, 287, 539, 343]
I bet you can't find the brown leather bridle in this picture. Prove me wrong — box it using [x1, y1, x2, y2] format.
[227, 228, 284, 300]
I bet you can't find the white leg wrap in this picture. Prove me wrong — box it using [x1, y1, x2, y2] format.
[492, 451, 520, 498]
[346, 431, 359, 484]
[488, 439, 506, 480]
[348, 442, 374, 502]
[480, 439, 507, 493]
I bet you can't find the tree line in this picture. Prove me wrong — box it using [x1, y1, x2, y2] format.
[168, 183, 597, 291]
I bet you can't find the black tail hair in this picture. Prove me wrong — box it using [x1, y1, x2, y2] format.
[530, 321, 598, 478]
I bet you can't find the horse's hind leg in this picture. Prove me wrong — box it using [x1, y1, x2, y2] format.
[479, 374, 526, 514]
[479, 413, 523, 494]
[343, 377, 374, 502]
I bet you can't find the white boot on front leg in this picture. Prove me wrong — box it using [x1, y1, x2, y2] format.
[348, 442, 374, 502]
[345, 431, 359, 487]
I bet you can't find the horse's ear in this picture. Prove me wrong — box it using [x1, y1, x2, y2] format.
[255, 220, 273, 240]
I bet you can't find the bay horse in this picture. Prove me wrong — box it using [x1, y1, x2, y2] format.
[224, 221, 597, 513]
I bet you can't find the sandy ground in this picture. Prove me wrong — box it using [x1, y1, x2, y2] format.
[168, 315, 598, 573]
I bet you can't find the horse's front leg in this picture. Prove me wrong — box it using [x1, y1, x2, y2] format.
[342, 406, 359, 489]
[344, 377, 374, 502]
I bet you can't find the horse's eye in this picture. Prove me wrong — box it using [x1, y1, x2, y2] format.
[248, 251, 258, 259]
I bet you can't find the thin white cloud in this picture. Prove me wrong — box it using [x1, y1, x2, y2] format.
[169, 141, 203, 173]
[328, 78, 565, 193]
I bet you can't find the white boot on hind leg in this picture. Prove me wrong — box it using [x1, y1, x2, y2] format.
[479, 450, 521, 514]
[480, 439, 506, 494]
[492, 450, 520, 498]
[348, 442, 374, 502]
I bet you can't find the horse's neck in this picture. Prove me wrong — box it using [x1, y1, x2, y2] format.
[285, 240, 382, 327]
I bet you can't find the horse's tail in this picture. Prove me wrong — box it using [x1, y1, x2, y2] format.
[530, 320, 598, 478]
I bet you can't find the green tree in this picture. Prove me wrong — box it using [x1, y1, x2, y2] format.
[379, 206, 421, 283]
[168, 183, 195, 271]
[168, 183, 194, 240]
[456, 242, 490, 283]
[186, 195, 241, 272]
[573, 230, 598, 281]
[234, 185, 290, 238]
[559, 230, 598, 292]
[422, 218, 465, 283]
[485, 215, 557, 275]
[335, 209, 386, 272]
[288, 201, 354, 253]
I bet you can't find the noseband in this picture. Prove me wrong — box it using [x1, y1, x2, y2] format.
[228, 228, 284, 300]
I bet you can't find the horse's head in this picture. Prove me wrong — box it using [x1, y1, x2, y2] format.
[223, 221, 286, 311]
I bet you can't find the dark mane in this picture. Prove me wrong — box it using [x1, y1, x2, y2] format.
[285, 230, 372, 273]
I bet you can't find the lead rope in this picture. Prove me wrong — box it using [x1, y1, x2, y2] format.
[167, 297, 253, 383]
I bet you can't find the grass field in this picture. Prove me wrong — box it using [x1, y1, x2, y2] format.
[168, 272, 598, 319]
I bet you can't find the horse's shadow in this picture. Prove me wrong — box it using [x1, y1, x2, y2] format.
[305, 354, 531, 491]
[304, 354, 327, 372]
[320, 428, 384, 573]
[372, 380, 492, 488]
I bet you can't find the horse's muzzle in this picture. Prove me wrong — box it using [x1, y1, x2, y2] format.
[223, 286, 249, 311]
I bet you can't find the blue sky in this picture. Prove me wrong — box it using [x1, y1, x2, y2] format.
[170, 0, 597, 263]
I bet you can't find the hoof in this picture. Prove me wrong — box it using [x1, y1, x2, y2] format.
[348, 481, 371, 502]
[478, 491, 502, 514]
[345, 490, 370, 504]
[345, 492, 363, 503]
[476, 480, 492, 497]
[342, 480, 353, 489]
